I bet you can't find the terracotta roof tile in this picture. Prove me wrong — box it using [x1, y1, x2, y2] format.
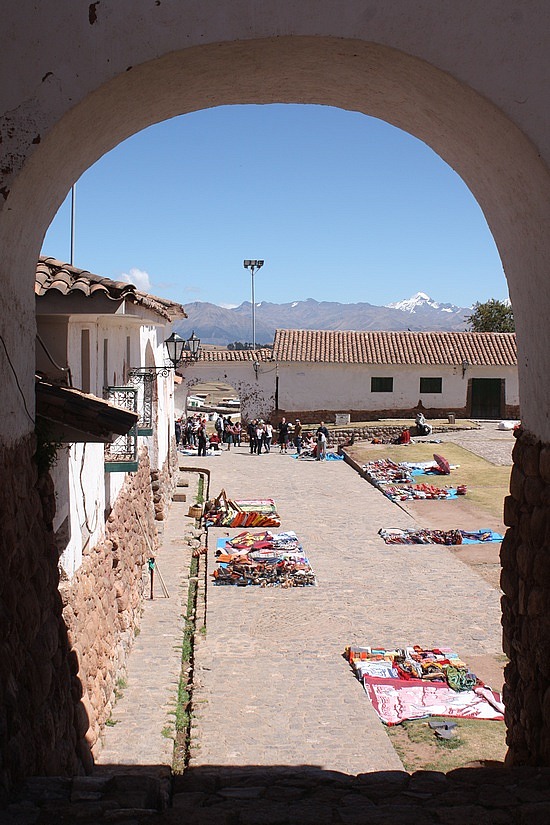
[272, 329, 517, 366]
[195, 348, 273, 363]
[36, 257, 187, 321]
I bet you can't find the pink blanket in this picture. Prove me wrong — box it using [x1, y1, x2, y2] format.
[363, 675, 504, 726]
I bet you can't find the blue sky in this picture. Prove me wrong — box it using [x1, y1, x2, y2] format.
[42, 104, 508, 309]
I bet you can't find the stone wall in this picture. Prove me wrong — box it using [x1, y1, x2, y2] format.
[60, 446, 158, 761]
[150, 438, 178, 522]
[276, 406, 520, 425]
[501, 427, 550, 765]
[0, 435, 81, 795]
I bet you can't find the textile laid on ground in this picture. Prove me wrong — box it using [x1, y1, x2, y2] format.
[362, 455, 466, 501]
[378, 528, 504, 545]
[204, 489, 280, 527]
[212, 531, 316, 587]
[363, 459, 413, 484]
[345, 645, 504, 726]
[295, 451, 343, 461]
[382, 483, 466, 501]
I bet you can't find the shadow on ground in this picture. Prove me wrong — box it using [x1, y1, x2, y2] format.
[6, 763, 550, 824]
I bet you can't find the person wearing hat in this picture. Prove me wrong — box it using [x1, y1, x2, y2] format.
[293, 419, 303, 455]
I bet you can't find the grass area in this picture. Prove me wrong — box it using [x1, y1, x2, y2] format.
[387, 716, 507, 772]
[347, 441, 510, 521]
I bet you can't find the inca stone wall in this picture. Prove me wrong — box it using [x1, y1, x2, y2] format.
[0, 436, 81, 793]
[60, 447, 159, 762]
[501, 427, 550, 764]
[150, 439, 178, 521]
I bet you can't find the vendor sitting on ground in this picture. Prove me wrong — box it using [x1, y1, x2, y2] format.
[415, 411, 433, 436]
[209, 432, 221, 451]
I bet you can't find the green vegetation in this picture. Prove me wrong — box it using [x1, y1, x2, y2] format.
[196, 474, 205, 505]
[173, 553, 200, 773]
[387, 717, 506, 772]
[348, 441, 510, 521]
[467, 298, 514, 332]
[34, 420, 64, 476]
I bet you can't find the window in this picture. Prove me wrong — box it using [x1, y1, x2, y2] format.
[371, 376, 393, 392]
[420, 377, 442, 393]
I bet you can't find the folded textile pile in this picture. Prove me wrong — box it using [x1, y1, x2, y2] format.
[344, 645, 504, 725]
[363, 459, 413, 485]
[212, 531, 315, 587]
[378, 528, 503, 545]
[204, 489, 280, 527]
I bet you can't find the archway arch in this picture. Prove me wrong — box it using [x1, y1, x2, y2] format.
[3, 23, 550, 776]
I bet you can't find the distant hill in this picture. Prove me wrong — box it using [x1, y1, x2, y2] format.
[174, 293, 471, 345]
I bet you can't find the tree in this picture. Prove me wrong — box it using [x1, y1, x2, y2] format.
[467, 299, 515, 332]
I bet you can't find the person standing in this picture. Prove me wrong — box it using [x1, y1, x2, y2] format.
[248, 419, 257, 454]
[224, 416, 234, 451]
[293, 419, 303, 455]
[264, 421, 273, 453]
[197, 418, 207, 457]
[234, 421, 242, 446]
[316, 421, 329, 461]
[254, 420, 264, 455]
[278, 417, 290, 453]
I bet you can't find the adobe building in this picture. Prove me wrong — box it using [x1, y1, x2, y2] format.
[2, 1, 550, 785]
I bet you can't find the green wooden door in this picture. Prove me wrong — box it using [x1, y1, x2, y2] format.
[471, 378, 503, 419]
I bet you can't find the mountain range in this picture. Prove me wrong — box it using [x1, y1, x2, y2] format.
[174, 292, 471, 345]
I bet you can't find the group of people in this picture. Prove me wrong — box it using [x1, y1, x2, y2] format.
[175, 413, 209, 456]
[175, 412, 332, 459]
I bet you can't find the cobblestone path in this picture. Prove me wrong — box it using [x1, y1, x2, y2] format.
[188, 444, 503, 775]
[95, 498, 193, 779]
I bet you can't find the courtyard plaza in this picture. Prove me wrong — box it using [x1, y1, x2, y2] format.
[15, 424, 550, 824]
[186, 424, 506, 775]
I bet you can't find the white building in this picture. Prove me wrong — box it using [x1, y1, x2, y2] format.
[180, 329, 519, 425]
[35, 256, 186, 577]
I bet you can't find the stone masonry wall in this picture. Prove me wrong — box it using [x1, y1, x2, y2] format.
[150, 437, 178, 521]
[501, 427, 550, 765]
[59, 446, 159, 762]
[0, 436, 81, 795]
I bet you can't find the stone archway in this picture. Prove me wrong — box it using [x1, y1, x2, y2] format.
[3, 6, 550, 780]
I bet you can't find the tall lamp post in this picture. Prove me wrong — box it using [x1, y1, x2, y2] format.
[243, 259, 264, 350]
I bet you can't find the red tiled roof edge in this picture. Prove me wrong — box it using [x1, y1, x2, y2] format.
[272, 329, 517, 366]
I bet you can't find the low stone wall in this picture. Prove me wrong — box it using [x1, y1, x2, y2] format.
[60, 446, 158, 762]
[501, 427, 550, 765]
[1, 436, 81, 794]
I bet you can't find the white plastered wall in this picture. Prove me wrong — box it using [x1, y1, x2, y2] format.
[1, 3, 550, 442]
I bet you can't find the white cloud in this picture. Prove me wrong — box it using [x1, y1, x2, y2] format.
[121, 267, 151, 291]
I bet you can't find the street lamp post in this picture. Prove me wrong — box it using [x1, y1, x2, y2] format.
[243, 259, 264, 350]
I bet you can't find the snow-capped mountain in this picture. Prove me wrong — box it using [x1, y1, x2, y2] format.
[386, 292, 462, 315]
[174, 294, 471, 345]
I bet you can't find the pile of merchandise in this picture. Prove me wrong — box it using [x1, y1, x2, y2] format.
[345, 645, 504, 726]
[363, 459, 413, 484]
[382, 482, 466, 501]
[212, 530, 316, 587]
[378, 527, 503, 545]
[203, 489, 280, 528]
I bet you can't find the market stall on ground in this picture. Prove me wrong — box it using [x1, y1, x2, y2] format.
[212, 530, 316, 587]
[345, 645, 504, 727]
[204, 489, 281, 527]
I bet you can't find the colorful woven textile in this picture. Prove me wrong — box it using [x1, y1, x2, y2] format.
[345, 645, 504, 725]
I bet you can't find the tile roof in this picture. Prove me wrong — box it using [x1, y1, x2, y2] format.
[36, 257, 187, 321]
[272, 329, 517, 366]
[36, 378, 139, 442]
[195, 348, 274, 363]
